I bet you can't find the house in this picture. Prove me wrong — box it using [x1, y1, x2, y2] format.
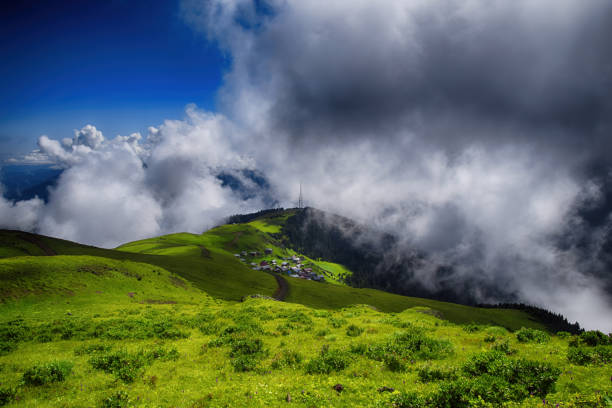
[260, 260, 269, 266]
[234, 254, 240, 257]
[281, 262, 288, 267]
[241, 251, 247, 256]
[250, 263, 257, 266]
[265, 248, 273, 254]
[304, 268, 313, 273]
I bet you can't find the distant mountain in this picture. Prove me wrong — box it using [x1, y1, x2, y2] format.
[0, 164, 62, 202]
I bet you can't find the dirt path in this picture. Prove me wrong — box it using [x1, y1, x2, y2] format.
[18, 232, 56, 256]
[270, 273, 289, 301]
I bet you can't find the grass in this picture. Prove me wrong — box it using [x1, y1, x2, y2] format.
[0, 295, 609, 407]
[0, 212, 609, 406]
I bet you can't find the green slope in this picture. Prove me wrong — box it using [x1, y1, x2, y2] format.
[0, 226, 608, 407]
[1, 223, 544, 331]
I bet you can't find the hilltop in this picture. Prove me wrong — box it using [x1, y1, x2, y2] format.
[0, 210, 610, 407]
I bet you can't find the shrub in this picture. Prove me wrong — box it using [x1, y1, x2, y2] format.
[389, 391, 426, 408]
[229, 339, 263, 357]
[390, 330, 453, 360]
[0, 341, 16, 356]
[383, 354, 407, 372]
[100, 390, 131, 408]
[515, 327, 550, 343]
[567, 346, 612, 366]
[89, 350, 147, 383]
[462, 351, 560, 400]
[228, 338, 265, 372]
[483, 335, 496, 343]
[428, 378, 471, 408]
[556, 331, 572, 339]
[271, 350, 302, 369]
[328, 317, 347, 328]
[0, 320, 28, 343]
[22, 361, 73, 386]
[305, 346, 352, 374]
[492, 340, 516, 355]
[463, 323, 483, 333]
[346, 324, 364, 337]
[231, 354, 260, 372]
[0, 387, 17, 406]
[578, 331, 612, 347]
[417, 366, 457, 383]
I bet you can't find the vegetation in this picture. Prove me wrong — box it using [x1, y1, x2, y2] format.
[0, 209, 609, 407]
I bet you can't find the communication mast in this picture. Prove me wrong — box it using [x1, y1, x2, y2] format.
[298, 182, 303, 209]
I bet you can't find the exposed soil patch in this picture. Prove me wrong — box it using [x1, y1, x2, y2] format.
[17, 232, 56, 256]
[270, 273, 289, 301]
[169, 276, 187, 288]
[77, 265, 112, 276]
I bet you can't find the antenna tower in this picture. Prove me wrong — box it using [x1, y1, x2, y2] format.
[298, 182, 303, 209]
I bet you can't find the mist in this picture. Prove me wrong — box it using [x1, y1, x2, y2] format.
[2, 0, 612, 331]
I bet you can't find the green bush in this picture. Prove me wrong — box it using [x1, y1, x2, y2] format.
[483, 335, 496, 343]
[0, 341, 16, 356]
[577, 331, 612, 347]
[0, 320, 29, 343]
[417, 366, 457, 383]
[345, 324, 364, 337]
[556, 331, 572, 339]
[567, 346, 612, 366]
[328, 317, 347, 328]
[428, 378, 471, 408]
[100, 390, 131, 408]
[463, 323, 483, 333]
[515, 327, 550, 343]
[22, 361, 73, 386]
[271, 350, 302, 369]
[389, 391, 426, 408]
[229, 338, 263, 357]
[89, 347, 176, 383]
[305, 346, 352, 374]
[492, 340, 516, 355]
[462, 351, 560, 400]
[227, 338, 265, 372]
[231, 354, 260, 372]
[383, 354, 407, 372]
[0, 387, 17, 406]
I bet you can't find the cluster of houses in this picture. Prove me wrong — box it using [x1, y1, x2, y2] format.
[234, 248, 326, 282]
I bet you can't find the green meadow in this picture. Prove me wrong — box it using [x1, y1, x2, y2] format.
[0, 211, 610, 407]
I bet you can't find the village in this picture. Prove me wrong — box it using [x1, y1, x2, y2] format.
[234, 248, 326, 282]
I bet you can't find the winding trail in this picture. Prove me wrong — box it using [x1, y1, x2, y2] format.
[269, 272, 289, 301]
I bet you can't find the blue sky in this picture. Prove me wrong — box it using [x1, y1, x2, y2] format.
[0, 0, 225, 160]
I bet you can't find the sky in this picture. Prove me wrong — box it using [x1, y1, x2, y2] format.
[0, 0, 225, 160]
[1, 0, 612, 331]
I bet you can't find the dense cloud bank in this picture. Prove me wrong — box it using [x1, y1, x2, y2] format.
[3, 0, 612, 330]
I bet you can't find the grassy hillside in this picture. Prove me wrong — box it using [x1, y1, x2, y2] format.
[0, 224, 610, 406]
[0, 225, 545, 331]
